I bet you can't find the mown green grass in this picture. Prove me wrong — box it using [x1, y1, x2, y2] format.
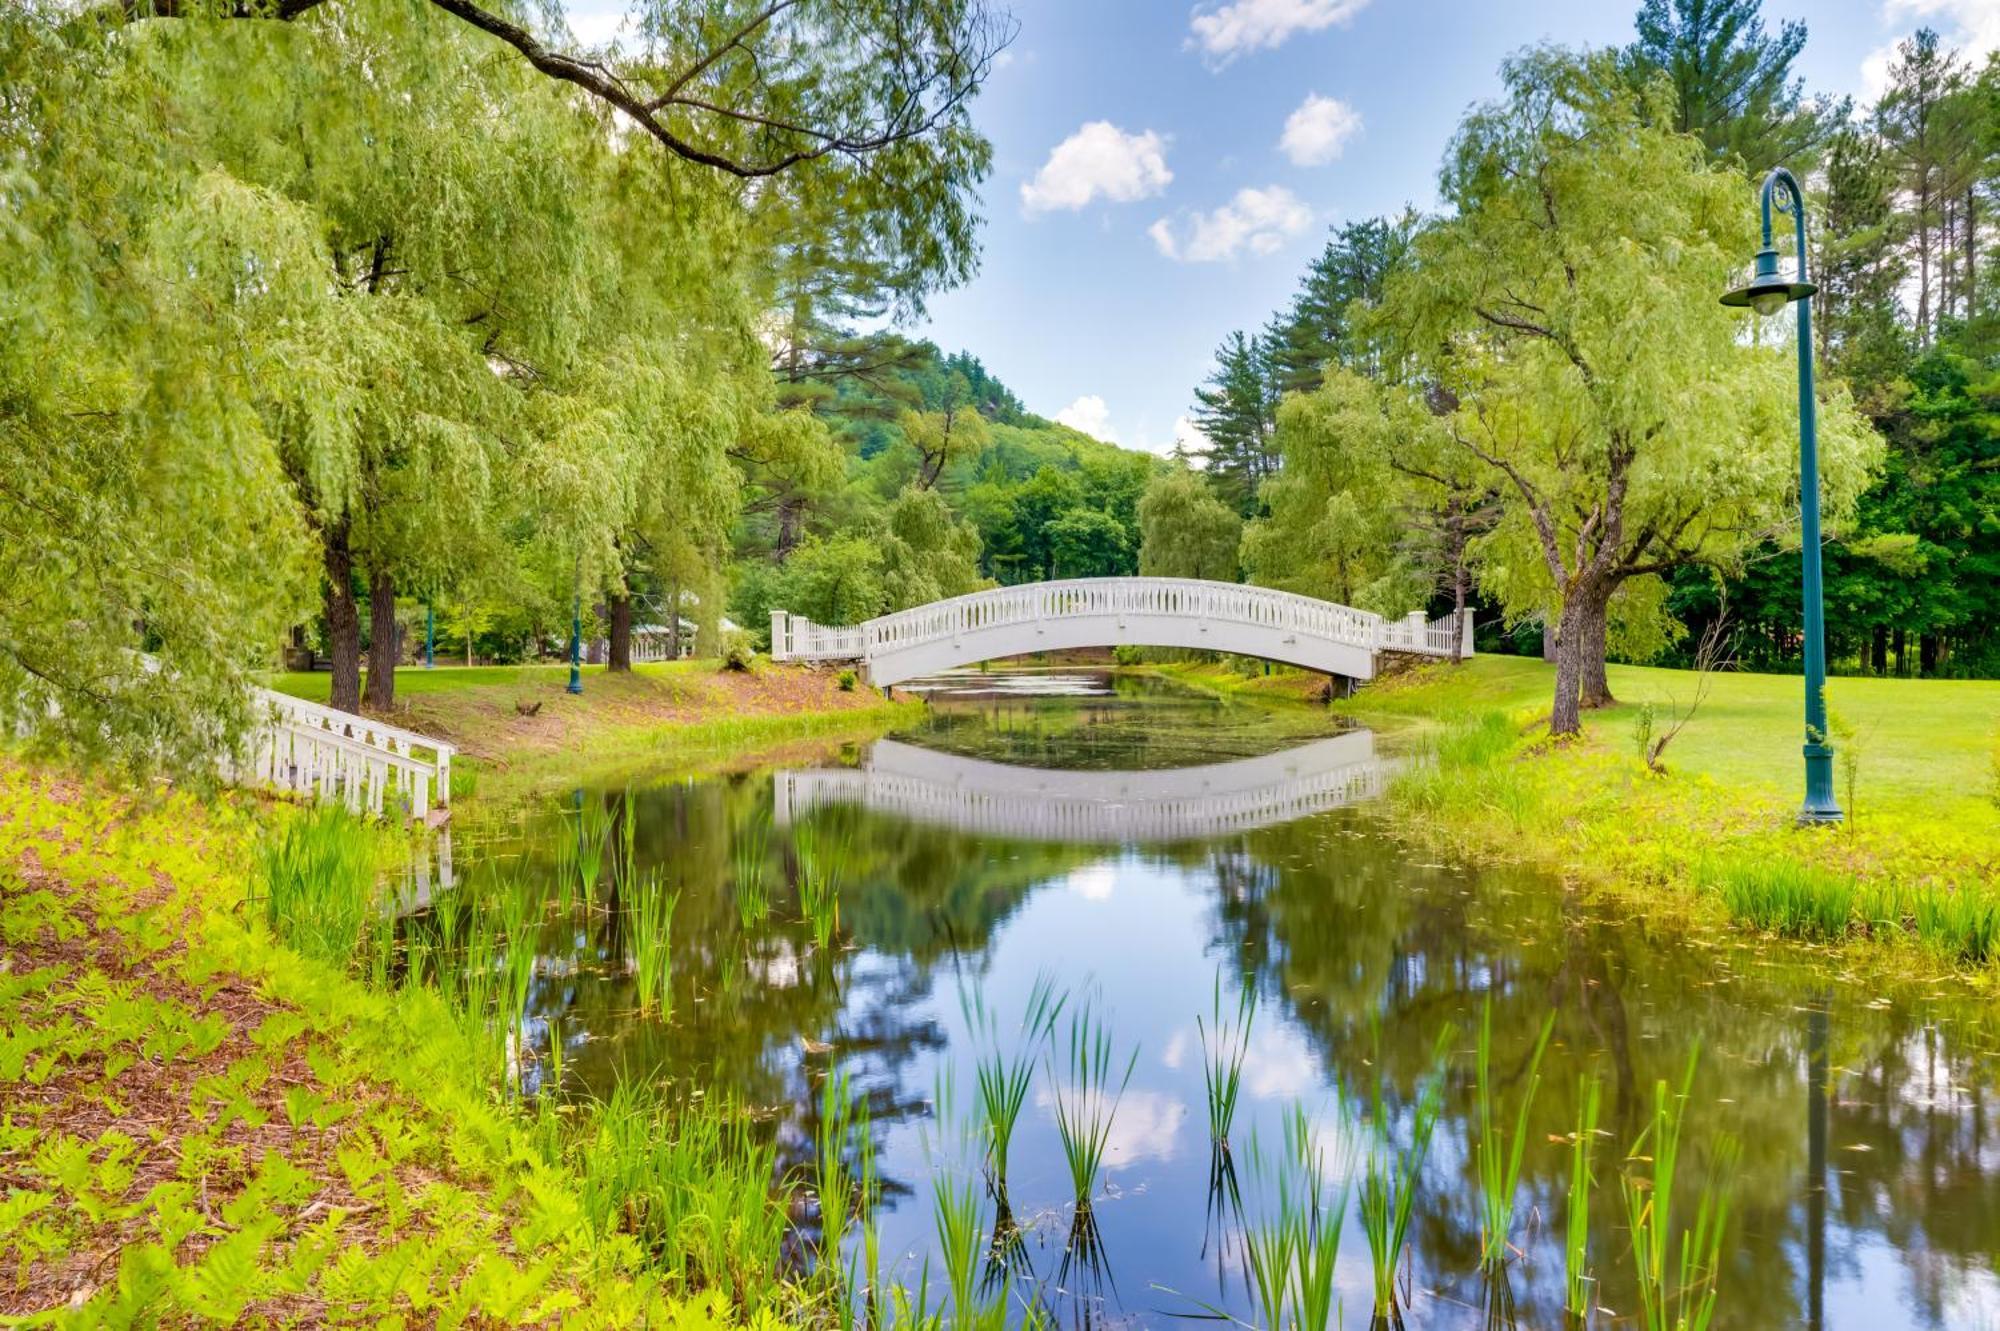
[1348, 655, 2000, 806]
[1351, 662, 2000, 986]
[266, 659, 708, 703]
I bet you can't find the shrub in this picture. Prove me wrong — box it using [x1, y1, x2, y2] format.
[720, 630, 756, 672]
[835, 668, 857, 692]
[1112, 644, 1145, 667]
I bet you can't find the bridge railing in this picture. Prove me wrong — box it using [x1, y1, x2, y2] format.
[771, 579, 1471, 665]
[239, 687, 454, 820]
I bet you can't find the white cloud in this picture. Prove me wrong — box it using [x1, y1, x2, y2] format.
[1864, 1, 2000, 100]
[1036, 1086, 1189, 1168]
[1021, 123, 1172, 215]
[560, 1, 630, 47]
[1055, 394, 1120, 443]
[1279, 93, 1363, 166]
[1190, 0, 1373, 64]
[1150, 186, 1313, 263]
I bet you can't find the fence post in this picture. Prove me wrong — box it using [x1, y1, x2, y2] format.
[770, 609, 789, 661]
[1460, 608, 1476, 659]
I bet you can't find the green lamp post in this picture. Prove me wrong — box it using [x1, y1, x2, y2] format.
[567, 593, 584, 696]
[1720, 166, 1840, 826]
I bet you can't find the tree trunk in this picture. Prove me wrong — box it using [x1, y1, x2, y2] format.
[1542, 619, 1558, 663]
[364, 566, 397, 712]
[1893, 626, 1907, 677]
[1550, 599, 1586, 737]
[608, 595, 633, 672]
[324, 521, 363, 715]
[1577, 587, 1615, 710]
[774, 498, 805, 561]
[667, 579, 682, 659]
[1920, 632, 1940, 677]
[1870, 625, 1888, 675]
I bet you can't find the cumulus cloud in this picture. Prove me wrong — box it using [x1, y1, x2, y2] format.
[1863, 0, 2000, 100]
[1056, 395, 1120, 442]
[1150, 187, 1312, 263]
[1190, 0, 1373, 64]
[1021, 123, 1172, 214]
[1172, 415, 1212, 463]
[1280, 93, 1362, 166]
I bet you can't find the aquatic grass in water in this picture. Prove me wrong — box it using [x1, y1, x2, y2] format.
[630, 868, 679, 1018]
[733, 812, 772, 929]
[574, 1079, 786, 1305]
[256, 804, 378, 967]
[962, 973, 1066, 1199]
[574, 792, 615, 900]
[1621, 1052, 1737, 1331]
[795, 820, 848, 952]
[1710, 856, 1856, 941]
[1047, 1004, 1138, 1217]
[1912, 883, 2000, 964]
[1359, 1024, 1452, 1325]
[816, 1068, 874, 1319]
[1474, 1002, 1554, 1269]
[1565, 1074, 1604, 1326]
[1198, 975, 1256, 1155]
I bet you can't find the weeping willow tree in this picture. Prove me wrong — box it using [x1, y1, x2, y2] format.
[2, 0, 998, 767]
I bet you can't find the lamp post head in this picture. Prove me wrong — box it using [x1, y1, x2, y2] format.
[1721, 245, 1817, 316]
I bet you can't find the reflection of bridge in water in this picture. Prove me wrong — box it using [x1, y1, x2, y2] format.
[773, 730, 1388, 844]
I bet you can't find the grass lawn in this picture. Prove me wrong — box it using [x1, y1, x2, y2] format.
[1317, 654, 2000, 987]
[1354, 655, 2000, 810]
[263, 660, 909, 794]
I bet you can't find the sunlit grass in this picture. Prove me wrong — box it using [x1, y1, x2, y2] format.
[253, 804, 379, 966]
[1708, 856, 1857, 942]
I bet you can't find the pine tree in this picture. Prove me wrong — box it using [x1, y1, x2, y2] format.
[1625, 0, 1835, 172]
[1190, 331, 1279, 514]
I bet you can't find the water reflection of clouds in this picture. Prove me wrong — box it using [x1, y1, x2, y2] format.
[1034, 1085, 1191, 1168]
[1066, 863, 1118, 901]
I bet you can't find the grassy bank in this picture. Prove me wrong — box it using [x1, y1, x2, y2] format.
[0, 764, 802, 1326]
[1334, 656, 2000, 987]
[267, 659, 916, 799]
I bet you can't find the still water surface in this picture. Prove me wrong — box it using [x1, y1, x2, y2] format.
[449, 669, 2000, 1330]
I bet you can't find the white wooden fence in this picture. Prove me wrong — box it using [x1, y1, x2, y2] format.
[237, 688, 454, 821]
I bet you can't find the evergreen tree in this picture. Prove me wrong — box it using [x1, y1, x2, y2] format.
[1190, 330, 1279, 514]
[1624, 0, 1835, 171]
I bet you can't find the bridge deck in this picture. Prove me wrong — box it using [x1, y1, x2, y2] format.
[771, 576, 1469, 686]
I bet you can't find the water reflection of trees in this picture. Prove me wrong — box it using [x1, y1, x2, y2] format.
[1213, 809, 2000, 1330]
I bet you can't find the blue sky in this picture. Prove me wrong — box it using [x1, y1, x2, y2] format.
[567, 0, 2000, 451]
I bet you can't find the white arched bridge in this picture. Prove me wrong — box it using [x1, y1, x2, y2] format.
[769, 577, 1470, 688]
[773, 730, 1389, 844]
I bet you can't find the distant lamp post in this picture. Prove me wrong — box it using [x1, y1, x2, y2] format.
[567, 593, 584, 696]
[1720, 166, 1840, 826]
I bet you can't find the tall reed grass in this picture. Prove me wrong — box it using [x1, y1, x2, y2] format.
[963, 974, 1065, 1200]
[1198, 976, 1256, 1156]
[630, 868, 679, 1018]
[733, 812, 772, 929]
[574, 1079, 786, 1305]
[1565, 1074, 1603, 1327]
[256, 805, 378, 966]
[1474, 1003, 1554, 1270]
[1709, 856, 1856, 941]
[1047, 1004, 1138, 1220]
[1621, 1053, 1736, 1331]
[795, 820, 847, 952]
[1359, 1024, 1452, 1324]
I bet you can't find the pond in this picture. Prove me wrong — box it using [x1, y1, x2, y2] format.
[436, 667, 2000, 1331]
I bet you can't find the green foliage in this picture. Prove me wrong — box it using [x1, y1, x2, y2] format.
[836, 668, 858, 692]
[1474, 1003, 1554, 1269]
[962, 973, 1065, 1195]
[254, 807, 379, 967]
[1621, 1054, 1737, 1331]
[1137, 468, 1242, 582]
[1711, 857, 1857, 941]
[1196, 976, 1255, 1154]
[1358, 1024, 1452, 1320]
[1045, 1003, 1138, 1214]
[1566, 1075, 1604, 1323]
